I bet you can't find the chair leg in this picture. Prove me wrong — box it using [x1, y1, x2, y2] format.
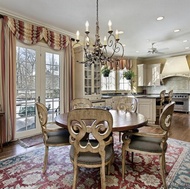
[72, 164, 78, 189]
[43, 145, 49, 173]
[159, 155, 167, 189]
[122, 145, 126, 179]
[100, 164, 106, 189]
[131, 152, 134, 163]
[119, 131, 121, 142]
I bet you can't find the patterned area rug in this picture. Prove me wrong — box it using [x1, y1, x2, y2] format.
[0, 135, 190, 189]
[18, 134, 43, 148]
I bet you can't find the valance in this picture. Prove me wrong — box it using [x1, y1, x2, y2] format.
[4, 16, 69, 50]
[105, 59, 133, 70]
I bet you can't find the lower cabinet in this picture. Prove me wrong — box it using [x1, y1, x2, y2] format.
[137, 98, 156, 124]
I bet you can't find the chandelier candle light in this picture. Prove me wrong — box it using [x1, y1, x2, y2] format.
[74, 0, 124, 65]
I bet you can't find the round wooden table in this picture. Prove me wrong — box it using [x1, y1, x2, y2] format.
[55, 109, 148, 132]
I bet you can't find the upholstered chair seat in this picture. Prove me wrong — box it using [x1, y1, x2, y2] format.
[36, 102, 70, 173]
[67, 108, 114, 189]
[46, 129, 70, 144]
[128, 135, 164, 153]
[122, 101, 175, 189]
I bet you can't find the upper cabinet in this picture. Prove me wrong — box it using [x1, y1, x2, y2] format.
[137, 64, 147, 86]
[73, 46, 101, 100]
[137, 63, 161, 86]
[147, 63, 161, 86]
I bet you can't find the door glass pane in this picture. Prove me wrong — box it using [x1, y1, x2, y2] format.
[45, 52, 60, 122]
[16, 46, 36, 132]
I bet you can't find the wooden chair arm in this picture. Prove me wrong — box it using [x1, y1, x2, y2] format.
[130, 131, 166, 138]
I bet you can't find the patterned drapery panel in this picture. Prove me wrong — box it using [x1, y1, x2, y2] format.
[105, 59, 133, 70]
[4, 16, 43, 44]
[43, 28, 68, 50]
[4, 16, 69, 49]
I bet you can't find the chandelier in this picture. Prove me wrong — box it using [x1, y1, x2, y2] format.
[73, 0, 124, 65]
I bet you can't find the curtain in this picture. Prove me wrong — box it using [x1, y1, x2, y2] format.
[4, 16, 69, 49]
[0, 17, 16, 142]
[62, 39, 73, 112]
[1, 15, 72, 142]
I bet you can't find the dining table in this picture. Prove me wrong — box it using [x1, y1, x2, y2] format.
[55, 109, 148, 132]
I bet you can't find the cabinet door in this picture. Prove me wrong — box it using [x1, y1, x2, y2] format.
[84, 64, 93, 95]
[137, 64, 147, 86]
[147, 64, 161, 86]
[74, 46, 101, 98]
[137, 98, 156, 124]
[93, 63, 101, 95]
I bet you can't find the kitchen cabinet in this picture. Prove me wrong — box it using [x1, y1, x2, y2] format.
[73, 46, 101, 100]
[137, 63, 161, 86]
[137, 64, 147, 86]
[137, 98, 156, 124]
[146, 64, 161, 86]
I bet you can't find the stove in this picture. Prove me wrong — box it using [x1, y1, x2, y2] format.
[172, 93, 189, 113]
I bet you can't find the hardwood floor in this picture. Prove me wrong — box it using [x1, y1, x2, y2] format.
[0, 112, 190, 160]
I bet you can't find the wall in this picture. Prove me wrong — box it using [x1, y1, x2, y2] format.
[145, 76, 190, 94]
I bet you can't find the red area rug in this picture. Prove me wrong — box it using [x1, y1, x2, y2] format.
[18, 134, 43, 148]
[0, 135, 190, 189]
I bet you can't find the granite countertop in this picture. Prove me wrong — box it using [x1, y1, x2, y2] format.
[102, 94, 165, 99]
[134, 94, 161, 99]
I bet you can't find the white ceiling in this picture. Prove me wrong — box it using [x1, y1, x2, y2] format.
[1, 0, 190, 59]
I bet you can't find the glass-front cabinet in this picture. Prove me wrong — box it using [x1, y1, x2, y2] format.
[73, 46, 101, 100]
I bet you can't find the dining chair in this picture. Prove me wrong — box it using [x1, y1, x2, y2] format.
[111, 96, 138, 141]
[122, 101, 175, 189]
[156, 90, 166, 117]
[67, 108, 114, 189]
[70, 98, 92, 110]
[35, 102, 70, 173]
[168, 90, 173, 103]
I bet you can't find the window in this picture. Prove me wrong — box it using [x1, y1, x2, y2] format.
[101, 68, 132, 92]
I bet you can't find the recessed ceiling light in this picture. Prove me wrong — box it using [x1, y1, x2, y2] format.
[185, 47, 189, 50]
[156, 16, 164, 21]
[183, 40, 188, 43]
[174, 29, 180, 33]
[136, 51, 139, 53]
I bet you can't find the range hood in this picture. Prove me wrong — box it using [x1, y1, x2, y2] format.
[161, 55, 190, 79]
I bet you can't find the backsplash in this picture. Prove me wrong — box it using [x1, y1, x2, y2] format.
[145, 77, 190, 94]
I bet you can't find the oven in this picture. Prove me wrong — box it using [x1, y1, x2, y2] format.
[172, 93, 189, 113]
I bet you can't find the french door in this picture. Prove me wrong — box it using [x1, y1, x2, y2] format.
[15, 42, 63, 139]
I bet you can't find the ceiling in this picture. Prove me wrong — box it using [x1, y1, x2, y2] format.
[1, 0, 190, 59]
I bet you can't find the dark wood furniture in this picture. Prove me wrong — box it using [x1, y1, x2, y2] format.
[0, 112, 5, 152]
[55, 109, 148, 132]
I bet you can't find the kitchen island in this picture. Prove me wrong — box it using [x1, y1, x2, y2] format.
[135, 95, 161, 124]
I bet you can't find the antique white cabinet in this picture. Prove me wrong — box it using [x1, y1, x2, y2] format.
[73, 46, 101, 100]
[137, 64, 147, 86]
[146, 64, 161, 86]
[137, 63, 161, 86]
[137, 98, 156, 124]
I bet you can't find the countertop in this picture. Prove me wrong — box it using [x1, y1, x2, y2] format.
[102, 94, 162, 99]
